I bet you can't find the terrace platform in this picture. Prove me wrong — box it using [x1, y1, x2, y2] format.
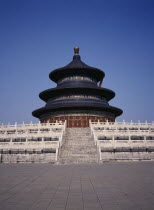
[0, 162, 153, 210]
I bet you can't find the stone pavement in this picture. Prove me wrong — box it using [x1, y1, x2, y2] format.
[0, 162, 153, 210]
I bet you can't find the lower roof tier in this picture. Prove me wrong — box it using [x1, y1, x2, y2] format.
[32, 104, 123, 120]
[39, 86, 115, 102]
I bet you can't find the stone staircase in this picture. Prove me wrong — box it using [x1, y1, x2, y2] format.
[57, 128, 99, 164]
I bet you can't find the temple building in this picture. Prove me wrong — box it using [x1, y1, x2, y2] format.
[0, 48, 153, 164]
[32, 47, 123, 127]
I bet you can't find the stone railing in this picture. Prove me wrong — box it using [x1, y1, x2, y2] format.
[0, 121, 66, 163]
[90, 120, 154, 161]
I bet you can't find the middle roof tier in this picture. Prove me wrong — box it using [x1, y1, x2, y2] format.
[39, 86, 115, 102]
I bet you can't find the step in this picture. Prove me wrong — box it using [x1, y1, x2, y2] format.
[58, 159, 98, 164]
[59, 157, 98, 161]
[58, 127, 98, 164]
[62, 144, 95, 147]
[61, 148, 97, 153]
[60, 148, 96, 153]
[59, 155, 98, 158]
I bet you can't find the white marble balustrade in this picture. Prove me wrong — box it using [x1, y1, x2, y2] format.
[0, 121, 66, 162]
[90, 120, 154, 161]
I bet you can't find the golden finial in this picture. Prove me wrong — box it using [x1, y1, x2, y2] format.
[74, 47, 79, 55]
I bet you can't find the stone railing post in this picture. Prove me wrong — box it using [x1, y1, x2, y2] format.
[55, 142, 60, 161]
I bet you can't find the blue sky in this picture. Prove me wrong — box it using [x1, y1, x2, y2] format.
[0, 0, 154, 124]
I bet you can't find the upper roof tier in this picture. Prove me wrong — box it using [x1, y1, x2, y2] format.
[49, 47, 105, 83]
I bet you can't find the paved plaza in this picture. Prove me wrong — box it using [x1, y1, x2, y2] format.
[0, 162, 153, 210]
